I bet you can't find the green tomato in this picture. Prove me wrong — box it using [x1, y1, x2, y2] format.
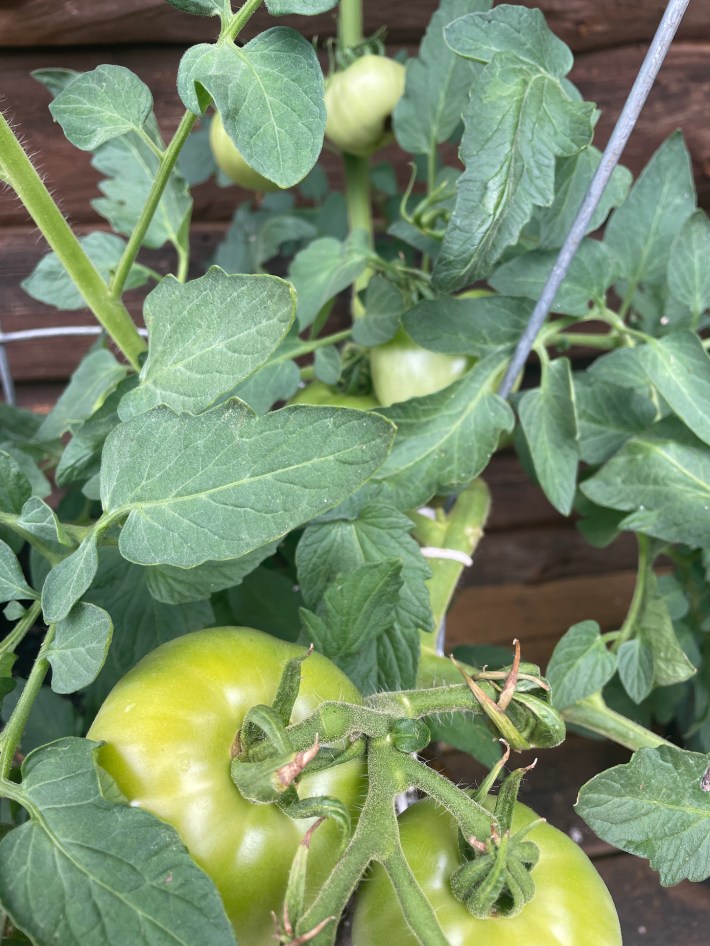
[88, 627, 364, 946]
[209, 112, 281, 192]
[291, 380, 380, 410]
[324, 55, 406, 157]
[370, 328, 471, 406]
[352, 797, 622, 946]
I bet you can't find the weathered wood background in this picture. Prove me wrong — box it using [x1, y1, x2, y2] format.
[2, 1, 710, 939]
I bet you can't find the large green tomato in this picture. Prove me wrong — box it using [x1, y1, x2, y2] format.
[369, 328, 471, 406]
[324, 55, 406, 157]
[88, 627, 364, 946]
[352, 798, 622, 946]
[209, 112, 281, 192]
[291, 380, 380, 410]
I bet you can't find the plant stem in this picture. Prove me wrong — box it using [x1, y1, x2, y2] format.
[274, 329, 352, 364]
[615, 533, 650, 650]
[223, 0, 265, 42]
[0, 601, 42, 663]
[382, 848, 451, 946]
[0, 112, 145, 370]
[0, 624, 54, 781]
[110, 109, 198, 299]
[562, 692, 673, 751]
[343, 153, 374, 317]
[338, 0, 364, 48]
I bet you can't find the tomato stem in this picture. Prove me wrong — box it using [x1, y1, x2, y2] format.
[562, 692, 674, 752]
[0, 111, 146, 371]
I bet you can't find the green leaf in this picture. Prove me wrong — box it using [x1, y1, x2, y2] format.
[32, 67, 81, 97]
[403, 295, 530, 358]
[581, 418, 710, 548]
[638, 332, 710, 447]
[434, 53, 593, 288]
[587, 346, 650, 390]
[546, 620, 617, 710]
[617, 638, 654, 704]
[178, 29, 325, 188]
[0, 653, 17, 710]
[46, 603, 113, 694]
[490, 240, 619, 317]
[15, 497, 71, 550]
[604, 133, 695, 290]
[118, 270, 295, 419]
[232, 359, 301, 414]
[297, 503, 434, 659]
[393, 0, 488, 155]
[351, 276, 407, 347]
[49, 65, 153, 150]
[38, 350, 129, 442]
[266, 0, 338, 13]
[445, 5, 573, 75]
[667, 210, 710, 322]
[518, 358, 578, 515]
[576, 744, 710, 885]
[91, 115, 192, 250]
[314, 346, 342, 385]
[41, 534, 99, 624]
[574, 375, 656, 465]
[82, 549, 212, 713]
[21, 232, 150, 311]
[371, 355, 514, 509]
[0, 453, 32, 515]
[0, 540, 35, 604]
[288, 234, 369, 329]
[636, 575, 695, 689]
[226, 567, 303, 643]
[214, 200, 316, 275]
[101, 402, 394, 568]
[165, 0, 223, 15]
[146, 542, 279, 605]
[532, 148, 632, 250]
[0, 739, 237, 946]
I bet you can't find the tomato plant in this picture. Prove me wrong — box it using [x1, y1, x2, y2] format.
[88, 627, 365, 946]
[209, 112, 281, 192]
[352, 798, 623, 946]
[324, 55, 405, 156]
[369, 328, 472, 406]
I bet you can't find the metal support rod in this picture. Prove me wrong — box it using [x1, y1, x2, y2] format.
[497, 0, 693, 398]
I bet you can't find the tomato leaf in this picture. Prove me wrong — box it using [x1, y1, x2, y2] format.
[265, 0, 338, 13]
[22, 232, 150, 311]
[0, 453, 33, 515]
[393, 0, 488, 155]
[118, 270, 295, 419]
[490, 240, 619, 317]
[314, 346, 342, 385]
[15, 498, 72, 550]
[351, 276, 407, 347]
[638, 332, 710, 447]
[518, 358, 578, 515]
[667, 210, 710, 323]
[164, 0, 223, 16]
[403, 296, 530, 358]
[630, 573, 695, 690]
[581, 418, 710, 548]
[46, 603, 113, 694]
[617, 638, 655, 704]
[288, 234, 369, 329]
[0, 540, 35, 605]
[101, 402, 394, 568]
[232, 359, 301, 414]
[178, 30, 325, 188]
[38, 350, 129, 442]
[546, 621, 617, 710]
[604, 133, 695, 291]
[56, 382, 132, 488]
[434, 9, 593, 288]
[369, 355, 513, 509]
[576, 744, 710, 885]
[214, 198, 317, 276]
[573, 376, 656, 465]
[41, 534, 100, 624]
[0, 739, 237, 946]
[49, 65, 153, 151]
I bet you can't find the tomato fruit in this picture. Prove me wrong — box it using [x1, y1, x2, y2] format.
[324, 55, 406, 157]
[369, 328, 471, 406]
[291, 380, 380, 410]
[352, 797, 622, 946]
[88, 627, 364, 946]
[209, 112, 281, 192]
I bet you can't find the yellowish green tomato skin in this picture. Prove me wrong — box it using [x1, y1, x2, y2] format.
[324, 55, 406, 157]
[291, 381, 380, 410]
[88, 627, 364, 946]
[370, 328, 471, 406]
[209, 113, 281, 192]
[351, 797, 623, 946]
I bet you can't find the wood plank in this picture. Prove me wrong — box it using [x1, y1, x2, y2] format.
[2, 0, 709, 51]
[444, 571, 637, 667]
[3, 41, 710, 227]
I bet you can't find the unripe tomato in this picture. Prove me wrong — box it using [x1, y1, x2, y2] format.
[291, 381, 380, 410]
[352, 797, 622, 946]
[209, 112, 281, 192]
[324, 55, 406, 157]
[88, 627, 364, 946]
[369, 328, 471, 406]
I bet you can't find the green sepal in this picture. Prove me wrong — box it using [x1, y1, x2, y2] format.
[272, 649, 311, 728]
[239, 702, 293, 758]
[280, 794, 352, 849]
